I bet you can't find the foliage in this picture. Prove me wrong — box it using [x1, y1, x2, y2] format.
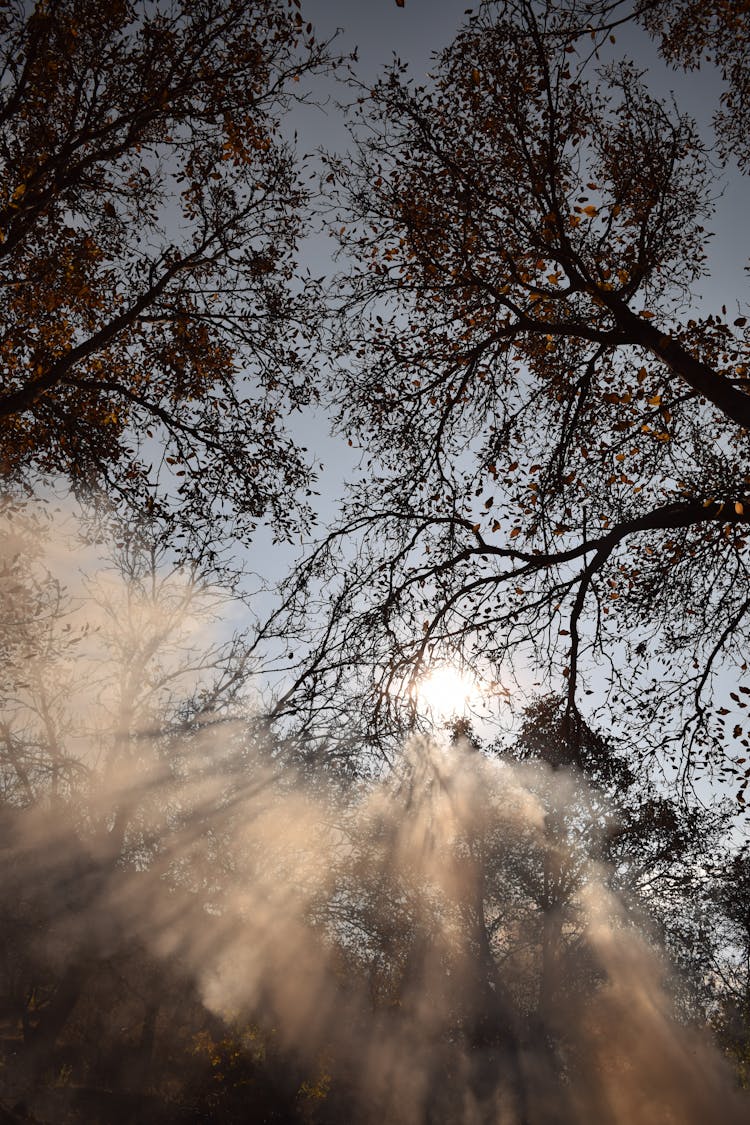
[639, 0, 750, 170]
[0, 0, 333, 554]
[709, 849, 750, 1085]
[494, 695, 733, 1024]
[1, 1, 749, 1118]
[273, 0, 750, 785]
[0, 500, 256, 814]
[0, 503, 317, 1120]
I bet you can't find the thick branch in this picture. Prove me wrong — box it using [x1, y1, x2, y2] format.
[598, 292, 750, 431]
[0, 251, 206, 420]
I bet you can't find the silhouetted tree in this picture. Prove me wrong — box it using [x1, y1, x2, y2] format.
[0, 0, 333, 554]
[638, 0, 750, 170]
[275, 0, 750, 785]
[0, 506, 265, 1083]
[709, 850, 750, 1084]
[498, 695, 731, 1029]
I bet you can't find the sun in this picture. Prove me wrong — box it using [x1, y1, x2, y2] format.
[414, 665, 479, 720]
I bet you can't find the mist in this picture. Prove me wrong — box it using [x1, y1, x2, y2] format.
[0, 507, 747, 1124]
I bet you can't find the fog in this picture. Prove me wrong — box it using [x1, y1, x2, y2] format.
[0, 506, 746, 1123]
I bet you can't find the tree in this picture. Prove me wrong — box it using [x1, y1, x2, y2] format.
[278, 0, 750, 781]
[497, 695, 731, 1028]
[0, 0, 332, 554]
[1, 509, 745, 1118]
[305, 713, 743, 1121]
[0, 503, 266, 1075]
[0, 493, 86, 806]
[709, 850, 750, 1085]
[638, 0, 750, 171]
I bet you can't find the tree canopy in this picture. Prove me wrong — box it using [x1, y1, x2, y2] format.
[1, 2, 750, 1119]
[0, 0, 331, 552]
[273, 0, 750, 788]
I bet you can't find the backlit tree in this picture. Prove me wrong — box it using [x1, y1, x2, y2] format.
[277, 0, 750, 785]
[0, 0, 332, 553]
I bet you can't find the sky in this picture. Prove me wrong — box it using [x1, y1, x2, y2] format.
[303, 0, 466, 82]
[236, 2, 471, 600]
[25, 0, 741, 761]
[279, 0, 474, 494]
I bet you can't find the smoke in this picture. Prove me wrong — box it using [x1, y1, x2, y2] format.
[0, 506, 747, 1123]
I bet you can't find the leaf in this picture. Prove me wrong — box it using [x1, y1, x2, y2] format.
[510, 527, 521, 538]
[735, 501, 744, 515]
[639, 310, 656, 319]
[471, 68, 481, 84]
[582, 205, 597, 216]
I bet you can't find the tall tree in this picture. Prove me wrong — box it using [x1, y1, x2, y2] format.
[0, 0, 332, 553]
[0, 504, 261, 1064]
[278, 0, 750, 783]
[497, 695, 731, 1026]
